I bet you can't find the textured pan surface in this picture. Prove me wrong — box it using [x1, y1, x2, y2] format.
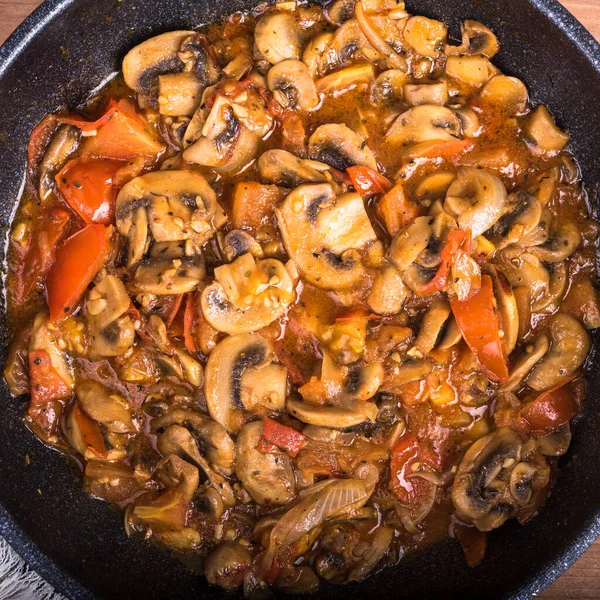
[0, 0, 599, 598]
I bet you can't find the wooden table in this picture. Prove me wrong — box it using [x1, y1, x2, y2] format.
[1, 0, 600, 598]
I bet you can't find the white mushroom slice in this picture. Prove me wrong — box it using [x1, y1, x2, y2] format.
[201, 253, 295, 334]
[276, 184, 377, 290]
[444, 167, 507, 237]
[479, 75, 528, 116]
[219, 229, 264, 262]
[287, 397, 378, 428]
[445, 55, 496, 87]
[39, 125, 79, 201]
[445, 20, 499, 57]
[156, 454, 200, 501]
[527, 313, 591, 391]
[76, 380, 136, 434]
[116, 170, 224, 266]
[29, 313, 73, 390]
[158, 72, 203, 117]
[316, 63, 377, 97]
[123, 30, 196, 95]
[204, 333, 287, 433]
[403, 80, 448, 106]
[235, 421, 296, 505]
[387, 216, 433, 272]
[131, 256, 205, 296]
[530, 221, 581, 263]
[267, 60, 320, 111]
[370, 69, 409, 106]
[367, 264, 408, 315]
[258, 149, 329, 187]
[486, 266, 519, 355]
[524, 106, 569, 154]
[536, 424, 572, 457]
[499, 334, 550, 393]
[326, 19, 381, 72]
[414, 298, 451, 356]
[86, 275, 135, 358]
[255, 13, 302, 64]
[386, 105, 461, 146]
[309, 123, 377, 170]
[403, 16, 448, 57]
[302, 31, 334, 78]
[151, 408, 235, 476]
[325, 0, 357, 26]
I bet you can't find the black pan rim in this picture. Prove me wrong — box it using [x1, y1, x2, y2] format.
[1, 0, 600, 598]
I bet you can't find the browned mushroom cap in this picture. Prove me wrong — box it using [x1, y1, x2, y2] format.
[524, 106, 569, 154]
[267, 60, 320, 111]
[530, 221, 581, 263]
[451, 427, 522, 531]
[276, 184, 377, 290]
[204, 333, 287, 433]
[445, 20, 499, 58]
[131, 256, 205, 296]
[403, 16, 448, 57]
[414, 298, 451, 356]
[325, 0, 357, 25]
[302, 31, 335, 78]
[255, 13, 302, 64]
[235, 421, 296, 505]
[403, 80, 449, 106]
[308, 123, 377, 170]
[479, 75, 529, 116]
[39, 125, 79, 200]
[155, 454, 200, 501]
[200, 253, 295, 334]
[219, 229, 264, 263]
[499, 334, 550, 393]
[526, 313, 590, 391]
[116, 170, 225, 266]
[386, 105, 461, 146]
[204, 542, 253, 590]
[367, 264, 408, 315]
[387, 216, 434, 272]
[258, 149, 329, 187]
[76, 380, 136, 434]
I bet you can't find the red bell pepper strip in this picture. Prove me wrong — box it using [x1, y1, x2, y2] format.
[517, 383, 579, 436]
[58, 106, 117, 132]
[451, 274, 509, 382]
[56, 158, 124, 224]
[377, 184, 422, 236]
[416, 229, 472, 296]
[347, 166, 393, 198]
[46, 224, 112, 321]
[183, 294, 199, 354]
[258, 418, 306, 458]
[335, 307, 380, 323]
[71, 403, 108, 459]
[14, 208, 71, 303]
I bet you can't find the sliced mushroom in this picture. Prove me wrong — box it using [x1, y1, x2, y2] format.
[479, 75, 528, 116]
[235, 421, 296, 505]
[316, 63, 377, 96]
[258, 149, 329, 187]
[403, 80, 448, 106]
[76, 380, 136, 434]
[158, 72, 204, 117]
[116, 170, 224, 266]
[205, 542, 253, 591]
[255, 13, 302, 64]
[287, 397, 378, 428]
[201, 253, 295, 334]
[40, 125, 79, 200]
[533, 262, 569, 313]
[524, 106, 569, 154]
[445, 20, 499, 58]
[204, 333, 287, 433]
[486, 191, 542, 250]
[325, 0, 357, 26]
[451, 427, 522, 531]
[302, 31, 335, 78]
[536, 424, 571, 457]
[526, 313, 590, 391]
[499, 334, 550, 393]
[219, 229, 264, 262]
[386, 105, 461, 146]
[387, 216, 434, 272]
[495, 248, 550, 307]
[123, 30, 196, 95]
[444, 167, 507, 237]
[308, 123, 377, 170]
[276, 184, 377, 289]
[367, 264, 408, 315]
[445, 55, 495, 87]
[86, 275, 135, 358]
[530, 221, 581, 263]
[268, 60, 320, 111]
[414, 298, 451, 356]
[130, 256, 205, 296]
[403, 16, 448, 57]
[151, 408, 235, 476]
[486, 266, 518, 355]
[156, 454, 200, 501]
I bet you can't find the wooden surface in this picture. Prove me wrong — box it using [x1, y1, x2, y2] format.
[1, 0, 600, 598]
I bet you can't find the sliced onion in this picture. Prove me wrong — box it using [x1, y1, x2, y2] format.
[405, 470, 444, 486]
[347, 526, 393, 582]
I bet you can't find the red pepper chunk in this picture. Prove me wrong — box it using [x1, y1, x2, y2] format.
[347, 166, 393, 198]
[518, 383, 579, 436]
[451, 274, 509, 383]
[46, 224, 112, 321]
[71, 403, 108, 459]
[56, 158, 124, 224]
[259, 418, 306, 457]
[183, 293, 199, 354]
[389, 433, 420, 502]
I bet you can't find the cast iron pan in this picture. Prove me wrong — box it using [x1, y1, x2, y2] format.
[0, 0, 599, 598]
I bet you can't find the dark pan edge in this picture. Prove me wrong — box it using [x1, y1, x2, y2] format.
[0, 0, 600, 599]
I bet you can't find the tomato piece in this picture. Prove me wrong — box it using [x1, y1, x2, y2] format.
[416, 229, 471, 296]
[518, 383, 579, 436]
[377, 184, 422, 236]
[56, 158, 124, 224]
[403, 139, 477, 163]
[281, 112, 308, 157]
[258, 417, 306, 457]
[58, 106, 117, 132]
[451, 274, 509, 382]
[71, 403, 108, 459]
[14, 208, 71, 303]
[347, 166, 393, 198]
[80, 99, 164, 160]
[183, 294, 199, 354]
[335, 307, 380, 322]
[46, 224, 112, 321]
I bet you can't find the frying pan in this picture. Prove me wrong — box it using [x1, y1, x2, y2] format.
[0, 0, 599, 598]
